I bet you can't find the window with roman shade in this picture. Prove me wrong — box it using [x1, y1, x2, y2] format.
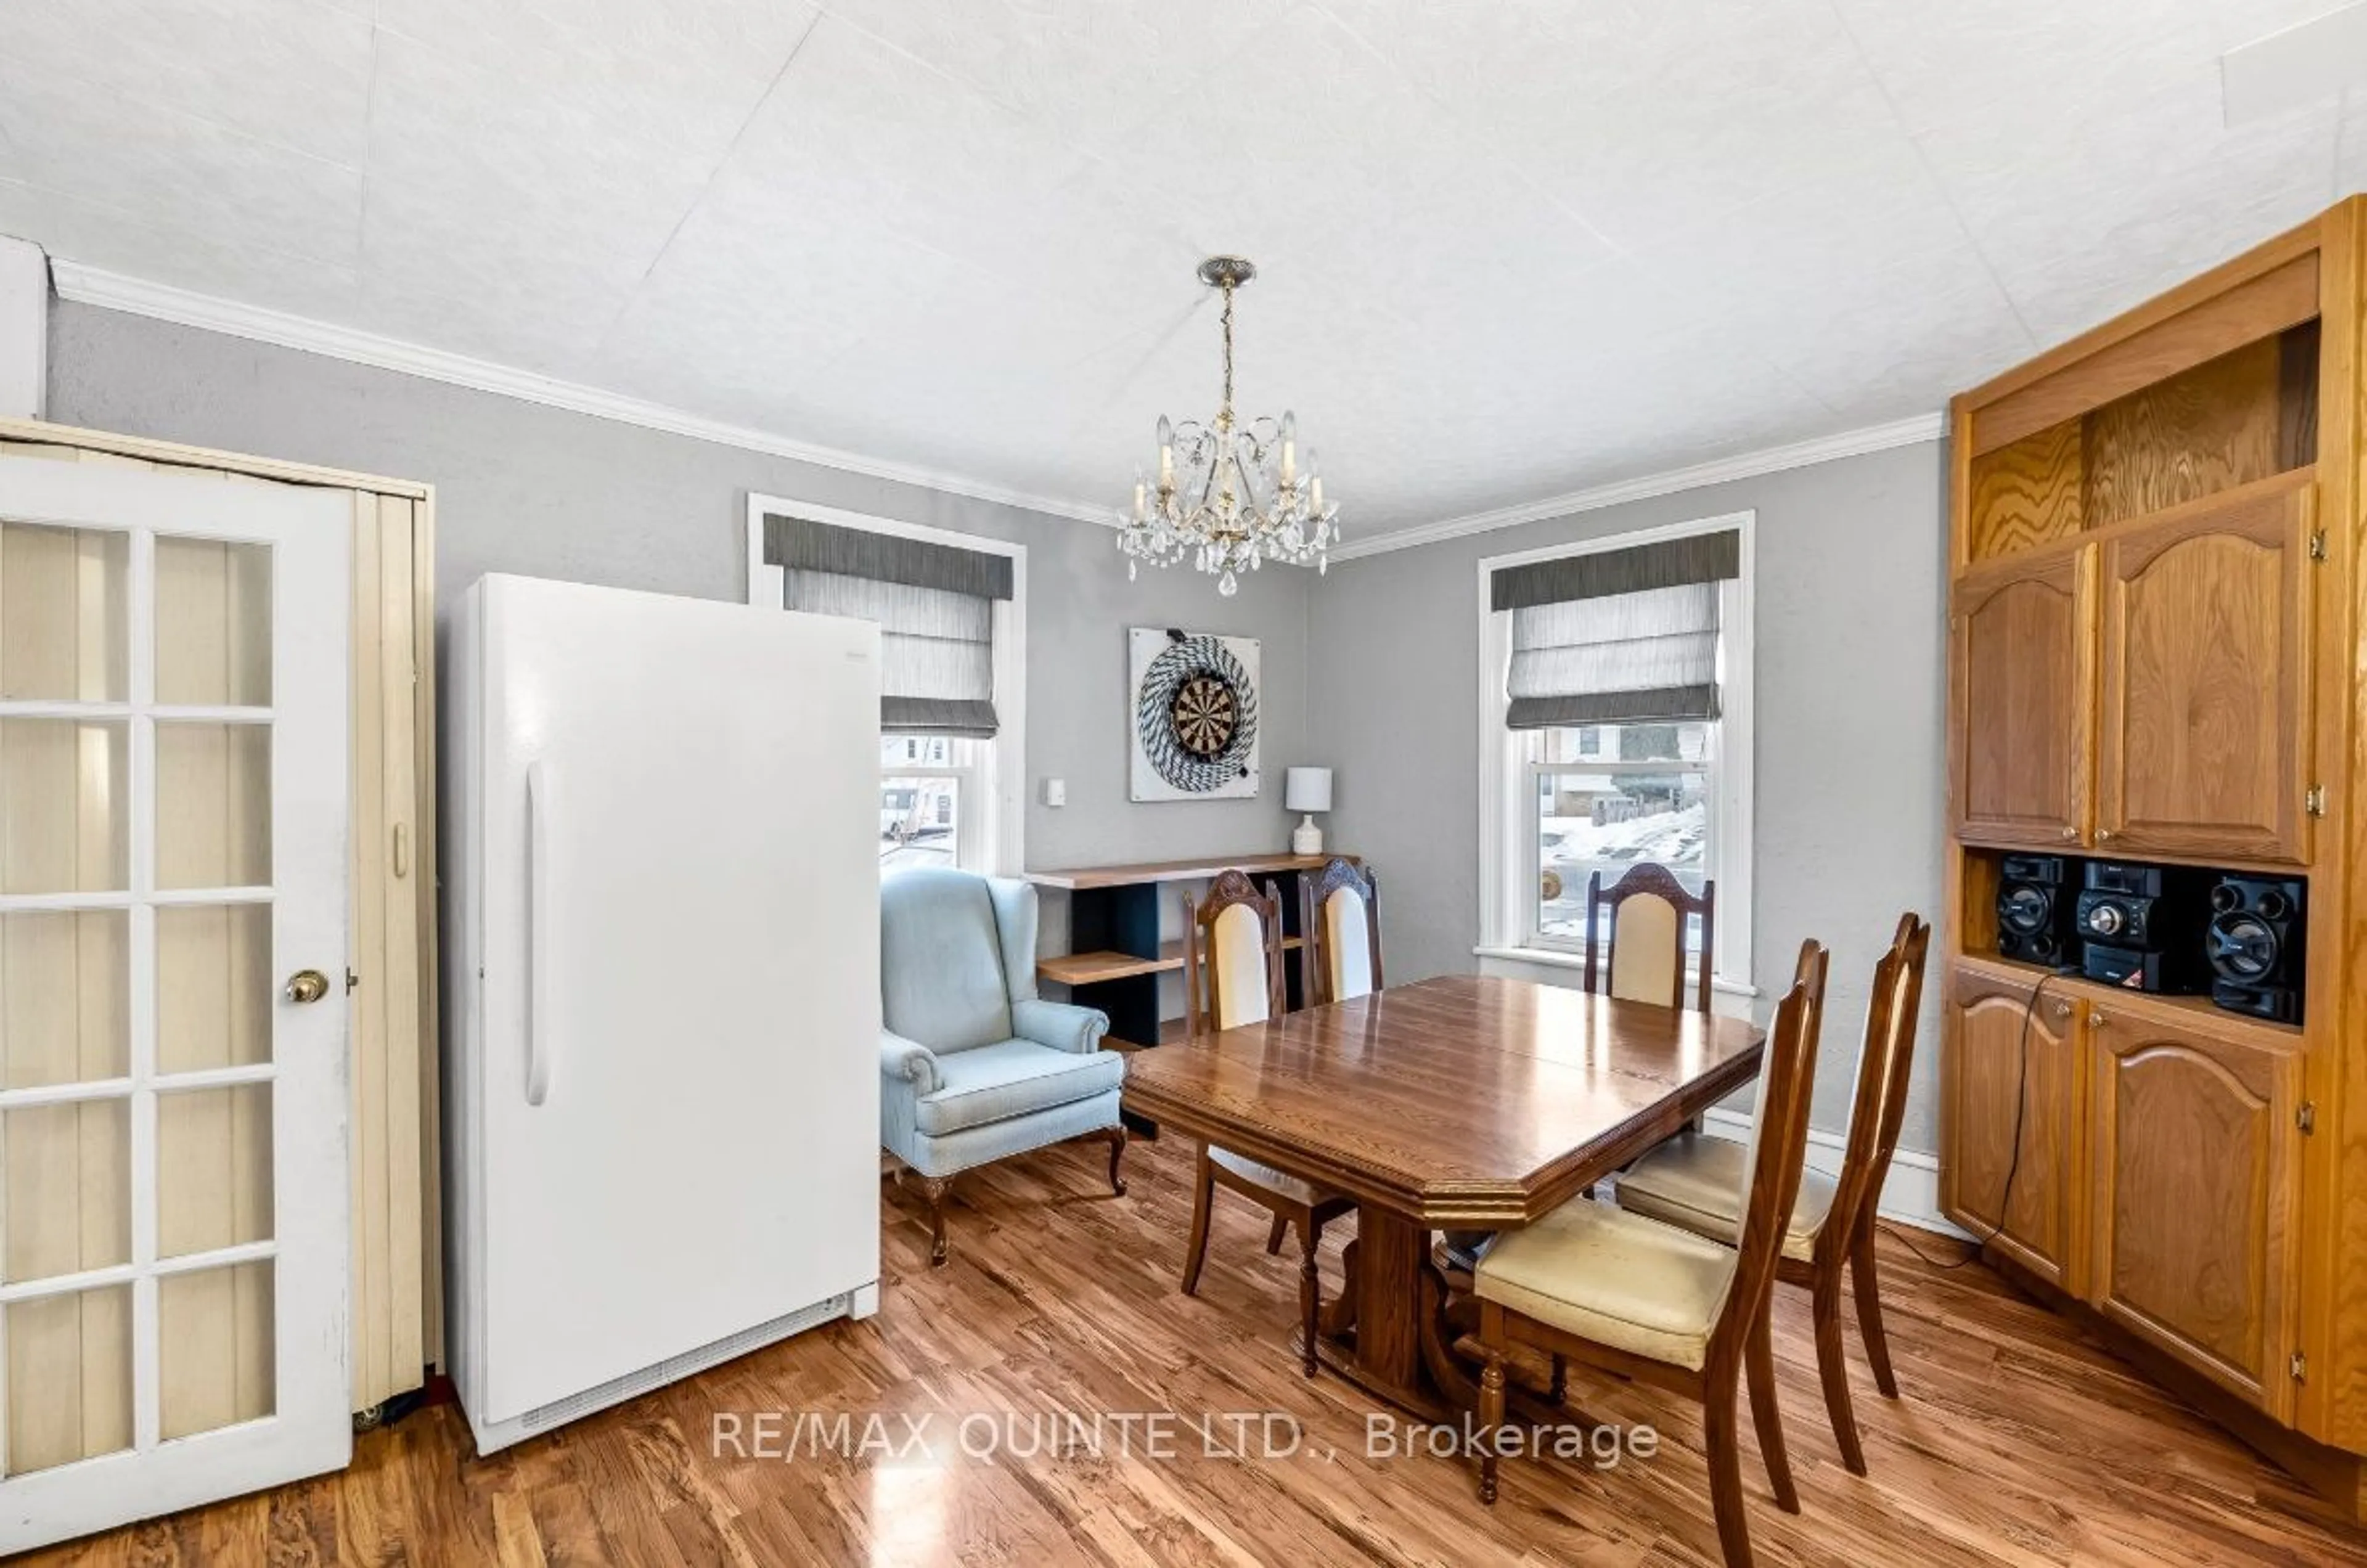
[763, 513, 1014, 737]
[1490, 528, 1741, 729]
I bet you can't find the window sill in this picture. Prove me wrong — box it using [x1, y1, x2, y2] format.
[1471, 944, 1760, 1000]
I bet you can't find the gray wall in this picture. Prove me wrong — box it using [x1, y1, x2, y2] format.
[1305, 442, 1951, 1149]
[43, 300, 1951, 1143]
[44, 300, 1314, 873]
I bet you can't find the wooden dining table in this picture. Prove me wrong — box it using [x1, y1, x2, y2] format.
[1121, 974, 1767, 1418]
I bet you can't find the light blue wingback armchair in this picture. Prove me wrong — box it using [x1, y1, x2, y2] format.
[879, 868, 1126, 1265]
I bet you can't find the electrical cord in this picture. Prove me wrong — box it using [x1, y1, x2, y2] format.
[1883, 963, 2080, 1273]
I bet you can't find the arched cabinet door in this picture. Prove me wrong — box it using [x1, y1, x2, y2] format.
[2088, 1004, 2302, 1419]
[1950, 548, 2091, 851]
[1939, 964, 2083, 1292]
[2096, 478, 2315, 864]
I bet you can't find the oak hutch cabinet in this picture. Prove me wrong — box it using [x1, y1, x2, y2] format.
[1940, 195, 2367, 1519]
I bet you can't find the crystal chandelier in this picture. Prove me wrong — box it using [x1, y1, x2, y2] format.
[1118, 256, 1338, 595]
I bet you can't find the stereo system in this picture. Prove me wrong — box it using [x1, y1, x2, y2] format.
[2075, 860, 2209, 995]
[1992, 855, 2307, 1024]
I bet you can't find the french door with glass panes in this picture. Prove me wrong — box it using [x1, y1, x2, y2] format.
[0, 459, 349, 1553]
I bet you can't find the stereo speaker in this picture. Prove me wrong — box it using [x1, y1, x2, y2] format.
[1995, 854, 2074, 966]
[2207, 876, 2305, 1024]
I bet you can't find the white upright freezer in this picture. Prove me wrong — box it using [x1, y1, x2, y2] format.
[443, 574, 881, 1454]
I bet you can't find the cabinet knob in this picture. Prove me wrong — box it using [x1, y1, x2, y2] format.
[2089, 1010, 2106, 1029]
[2059, 826, 2079, 841]
[2096, 828, 2115, 841]
[2050, 998, 2071, 1019]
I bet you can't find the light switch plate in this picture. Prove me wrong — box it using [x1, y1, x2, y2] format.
[1042, 778, 1066, 807]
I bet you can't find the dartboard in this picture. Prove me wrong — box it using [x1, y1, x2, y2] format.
[1135, 634, 1259, 794]
[1169, 674, 1238, 759]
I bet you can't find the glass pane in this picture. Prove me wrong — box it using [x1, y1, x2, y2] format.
[156, 722, 271, 889]
[1, 910, 129, 1087]
[1537, 769, 1709, 945]
[157, 1083, 272, 1259]
[0, 718, 129, 894]
[0, 520, 129, 703]
[2, 1099, 131, 1282]
[878, 735, 962, 769]
[155, 536, 271, 707]
[160, 1260, 274, 1439]
[158, 905, 272, 1073]
[1532, 721, 1711, 766]
[880, 775, 959, 870]
[6, 1284, 132, 1475]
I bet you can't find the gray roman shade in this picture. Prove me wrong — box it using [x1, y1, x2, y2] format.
[1492, 530, 1740, 730]
[766, 514, 1013, 737]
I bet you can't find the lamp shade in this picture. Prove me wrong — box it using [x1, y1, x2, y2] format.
[1285, 766, 1333, 814]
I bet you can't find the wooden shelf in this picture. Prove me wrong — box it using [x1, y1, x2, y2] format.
[1105, 1018, 1192, 1053]
[1024, 852, 1351, 892]
[1952, 951, 2305, 1043]
[1039, 936, 1301, 988]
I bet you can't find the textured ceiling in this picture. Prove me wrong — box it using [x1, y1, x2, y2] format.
[1, 1, 2360, 536]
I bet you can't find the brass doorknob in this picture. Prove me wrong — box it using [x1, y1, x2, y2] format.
[284, 970, 330, 1005]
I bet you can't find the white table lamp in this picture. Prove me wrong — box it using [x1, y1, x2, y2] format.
[1286, 767, 1333, 855]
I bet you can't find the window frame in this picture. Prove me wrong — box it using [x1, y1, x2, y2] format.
[1474, 510, 1756, 996]
[746, 497, 1026, 876]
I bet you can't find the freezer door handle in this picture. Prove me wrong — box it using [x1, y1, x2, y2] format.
[526, 759, 555, 1106]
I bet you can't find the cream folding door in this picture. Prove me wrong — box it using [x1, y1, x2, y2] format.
[0, 460, 349, 1552]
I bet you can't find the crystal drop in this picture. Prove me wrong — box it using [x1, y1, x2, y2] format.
[1128, 559, 1137, 581]
[1219, 569, 1238, 597]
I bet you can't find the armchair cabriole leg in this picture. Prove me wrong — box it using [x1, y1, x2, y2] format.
[918, 1175, 952, 1268]
[1100, 1125, 1129, 1196]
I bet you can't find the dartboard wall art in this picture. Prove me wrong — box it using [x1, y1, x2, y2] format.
[1129, 627, 1262, 802]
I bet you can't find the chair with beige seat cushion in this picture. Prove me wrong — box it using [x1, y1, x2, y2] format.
[1299, 857, 1383, 1007]
[1584, 862, 1717, 1013]
[1178, 870, 1352, 1376]
[1474, 940, 1829, 1568]
[1616, 912, 1931, 1476]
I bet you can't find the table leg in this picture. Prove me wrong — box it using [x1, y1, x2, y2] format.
[1306, 1207, 1465, 1419]
[1352, 1209, 1427, 1387]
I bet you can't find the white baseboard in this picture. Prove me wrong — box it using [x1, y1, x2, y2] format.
[1699, 1108, 1972, 1241]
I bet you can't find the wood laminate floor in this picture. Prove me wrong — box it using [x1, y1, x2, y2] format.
[23, 1131, 2367, 1567]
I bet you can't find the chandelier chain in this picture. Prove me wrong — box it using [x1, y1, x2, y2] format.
[1220, 279, 1235, 417]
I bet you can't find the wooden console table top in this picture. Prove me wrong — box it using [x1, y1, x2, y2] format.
[1024, 851, 1354, 892]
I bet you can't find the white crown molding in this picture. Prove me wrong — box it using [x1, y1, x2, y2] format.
[46, 261, 1945, 560]
[1328, 411, 1947, 562]
[45, 260, 1121, 528]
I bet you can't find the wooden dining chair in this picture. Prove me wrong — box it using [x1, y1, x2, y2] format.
[1299, 857, 1383, 1007]
[1584, 862, 1717, 1013]
[1614, 913, 1932, 1475]
[1473, 939, 1829, 1568]
[1179, 870, 1353, 1376]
